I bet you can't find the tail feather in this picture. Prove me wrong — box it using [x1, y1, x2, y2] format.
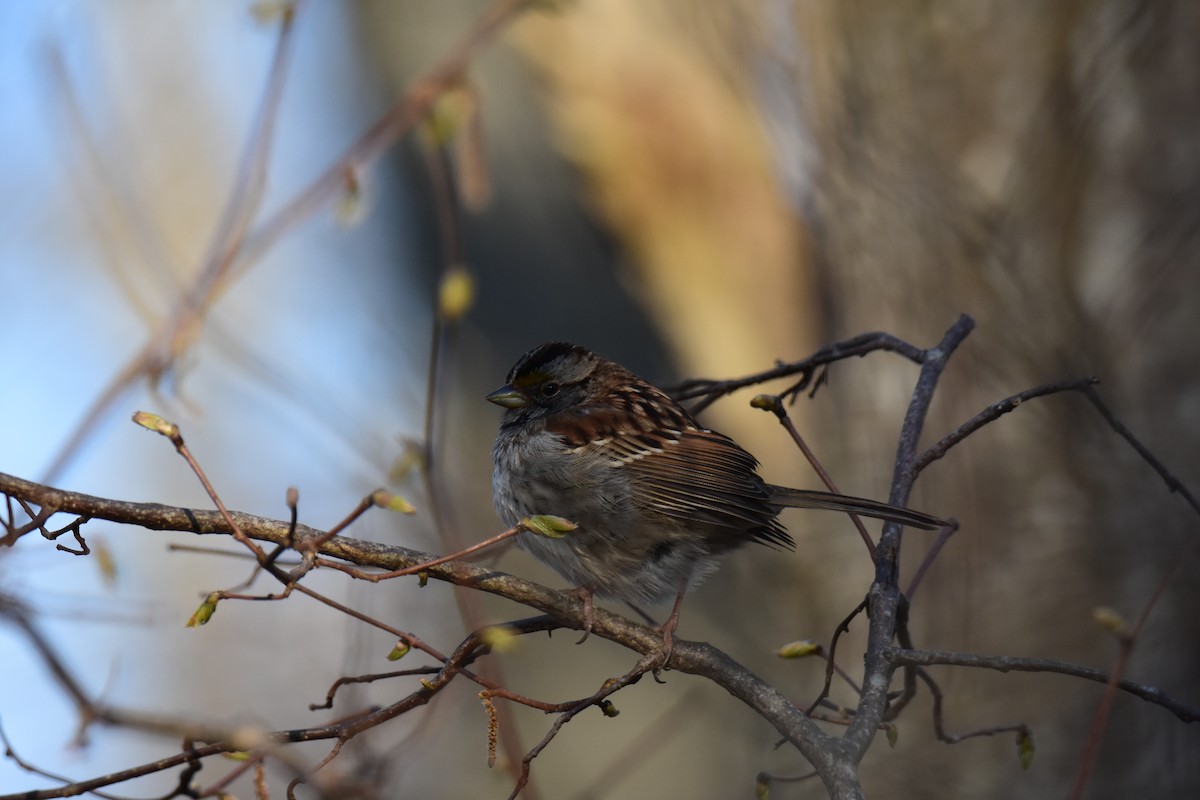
[766, 486, 945, 530]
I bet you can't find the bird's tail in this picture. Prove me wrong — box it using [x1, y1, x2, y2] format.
[767, 486, 946, 530]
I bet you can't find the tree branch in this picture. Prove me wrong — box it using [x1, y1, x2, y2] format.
[886, 647, 1199, 723]
[0, 469, 831, 765]
[844, 315, 975, 778]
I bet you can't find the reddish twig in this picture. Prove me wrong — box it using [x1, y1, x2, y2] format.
[314, 525, 521, 581]
[41, 4, 303, 484]
[505, 652, 660, 800]
[914, 667, 1030, 746]
[805, 598, 868, 717]
[1067, 390, 1200, 798]
[309, 668, 443, 711]
[754, 395, 877, 559]
[903, 522, 956, 601]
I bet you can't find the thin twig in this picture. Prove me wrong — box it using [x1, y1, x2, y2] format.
[915, 377, 1099, 473]
[309, 668, 443, 711]
[418, 94, 536, 795]
[315, 525, 521, 581]
[235, 0, 536, 272]
[41, 4, 303, 484]
[759, 397, 876, 559]
[506, 653, 660, 800]
[571, 687, 706, 800]
[1080, 385, 1200, 515]
[904, 523, 956, 601]
[671, 331, 927, 414]
[886, 647, 1199, 723]
[805, 598, 868, 717]
[914, 667, 1030, 745]
[1066, 385, 1200, 797]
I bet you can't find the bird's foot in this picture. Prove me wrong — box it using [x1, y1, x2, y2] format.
[565, 585, 596, 644]
[651, 588, 687, 682]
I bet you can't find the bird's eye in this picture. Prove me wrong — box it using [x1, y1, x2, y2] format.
[541, 382, 560, 398]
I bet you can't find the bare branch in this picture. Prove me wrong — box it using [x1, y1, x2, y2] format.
[670, 331, 928, 414]
[886, 648, 1200, 724]
[846, 315, 975, 770]
[915, 377, 1099, 473]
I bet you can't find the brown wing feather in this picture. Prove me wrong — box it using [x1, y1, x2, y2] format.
[607, 427, 795, 549]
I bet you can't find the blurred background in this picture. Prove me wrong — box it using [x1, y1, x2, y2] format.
[1, 1, 1197, 798]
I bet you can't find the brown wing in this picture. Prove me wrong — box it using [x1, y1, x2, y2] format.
[540, 381, 793, 549]
[600, 426, 795, 550]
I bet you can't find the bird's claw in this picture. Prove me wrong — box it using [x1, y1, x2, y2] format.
[567, 586, 596, 644]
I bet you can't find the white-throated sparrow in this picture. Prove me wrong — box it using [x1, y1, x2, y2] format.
[488, 342, 944, 640]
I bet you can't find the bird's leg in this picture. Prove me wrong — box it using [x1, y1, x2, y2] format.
[565, 585, 596, 644]
[654, 584, 689, 675]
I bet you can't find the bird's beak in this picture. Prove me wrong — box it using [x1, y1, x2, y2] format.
[486, 384, 529, 409]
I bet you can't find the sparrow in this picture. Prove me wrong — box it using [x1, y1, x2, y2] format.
[488, 342, 944, 648]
